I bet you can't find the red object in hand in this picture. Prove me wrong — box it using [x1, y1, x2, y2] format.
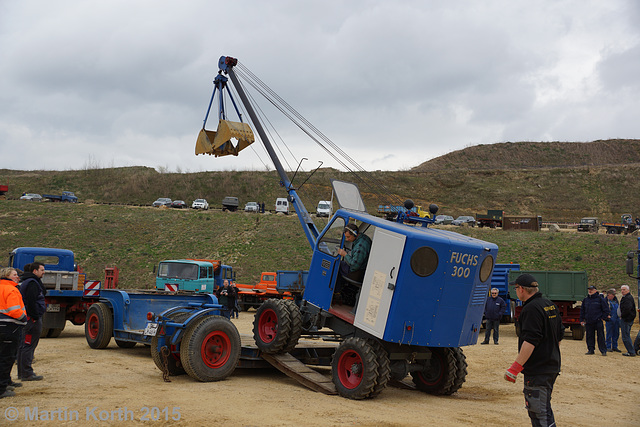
[504, 361, 523, 383]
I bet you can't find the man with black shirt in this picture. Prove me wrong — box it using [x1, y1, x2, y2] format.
[504, 274, 564, 427]
[18, 262, 46, 381]
[580, 285, 610, 356]
[619, 285, 637, 356]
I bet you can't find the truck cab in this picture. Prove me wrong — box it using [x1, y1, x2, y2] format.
[155, 259, 234, 292]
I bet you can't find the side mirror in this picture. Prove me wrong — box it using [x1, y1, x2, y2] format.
[626, 257, 635, 276]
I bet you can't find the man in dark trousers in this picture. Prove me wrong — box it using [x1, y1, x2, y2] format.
[481, 287, 506, 345]
[18, 262, 46, 381]
[504, 274, 563, 427]
[619, 284, 637, 356]
[580, 285, 610, 356]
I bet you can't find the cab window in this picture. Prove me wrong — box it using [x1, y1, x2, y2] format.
[317, 217, 346, 256]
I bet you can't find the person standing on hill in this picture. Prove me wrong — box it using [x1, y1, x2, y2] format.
[504, 274, 564, 427]
[619, 285, 637, 356]
[17, 262, 46, 381]
[580, 285, 610, 356]
[604, 289, 621, 352]
[481, 288, 506, 345]
[0, 267, 27, 398]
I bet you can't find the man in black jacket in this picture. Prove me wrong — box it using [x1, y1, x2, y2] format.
[580, 285, 610, 356]
[504, 274, 564, 427]
[481, 288, 507, 345]
[18, 262, 46, 381]
[619, 285, 637, 357]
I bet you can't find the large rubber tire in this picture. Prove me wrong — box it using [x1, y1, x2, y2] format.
[367, 339, 391, 398]
[151, 335, 186, 376]
[571, 325, 585, 340]
[444, 347, 467, 395]
[40, 327, 50, 338]
[180, 315, 241, 382]
[85, 303, 113, 349]
[606, 228, 617, 234]
[149, 310, 193, 376]
[411, 347, 456, 395]
[115, 340, 137, 348]
[282, 300, 302, 353]
[252, 300, 292, 354]
[47, 326, 65, 338]
[331, 337, 379, 400]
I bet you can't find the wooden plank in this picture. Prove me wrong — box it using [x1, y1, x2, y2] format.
[261, 353, 337, 395]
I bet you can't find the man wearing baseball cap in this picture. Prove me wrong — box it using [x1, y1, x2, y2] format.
[504, 274, 564, 427]
[580, 285, 610, 356]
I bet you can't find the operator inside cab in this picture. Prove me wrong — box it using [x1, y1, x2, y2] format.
[335, 223, 372, 306]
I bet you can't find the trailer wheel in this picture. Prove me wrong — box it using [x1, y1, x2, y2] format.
[180, 316, 240, 382]
[150, 336, 185, 376]
[444, 347, 467, 395]
[115, 340, 137, 348]
[571, 325, 585, 340]
[282, 300, 302, 353]
[85, 303, 113, 349]
[48, 327, 65, 338]
[253, 299, 292, 354]
[606, 228, 617, 234]
[366, 339, 390, 398]
[411, 347, 456, 395]
[331, 337, 378, 400]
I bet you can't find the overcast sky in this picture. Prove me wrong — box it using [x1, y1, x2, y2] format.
[1, 1, 639, 173]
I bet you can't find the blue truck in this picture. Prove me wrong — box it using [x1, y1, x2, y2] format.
[42, 191, 78, 203]
[9, 247, 99, 338]
[489, 263, 520, 322]
[148, 55, 500, 399]
[155, 259, 235, 292]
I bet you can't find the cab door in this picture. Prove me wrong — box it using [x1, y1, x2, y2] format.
[303, 216, 346, 309]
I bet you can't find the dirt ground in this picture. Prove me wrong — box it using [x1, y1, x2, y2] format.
[4, 314, 640, 427]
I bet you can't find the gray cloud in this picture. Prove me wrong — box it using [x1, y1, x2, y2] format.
[1, 0, 639, 173]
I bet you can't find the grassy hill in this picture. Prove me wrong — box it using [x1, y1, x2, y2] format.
[1, 139, 640, 292]
[0, 200, 637, 292]
[2, 139, 640, 222]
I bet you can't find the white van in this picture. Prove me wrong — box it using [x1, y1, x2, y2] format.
[316, 200, 332, 217]
[275, 198, 289, 214]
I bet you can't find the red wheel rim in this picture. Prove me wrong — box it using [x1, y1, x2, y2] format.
[416, 351, 444, 386]
[258, 308, 278, 343]
[87, 313, 99, 339]
[200, 330, 231, 369]
[337, 349, 363, 389]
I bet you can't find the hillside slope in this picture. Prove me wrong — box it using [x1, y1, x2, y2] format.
[2, 139, 640, 221]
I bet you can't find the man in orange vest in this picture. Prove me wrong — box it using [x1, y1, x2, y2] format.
[0, 267, 27, 398]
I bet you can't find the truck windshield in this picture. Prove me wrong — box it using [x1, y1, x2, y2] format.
[158, 262, 198, 280]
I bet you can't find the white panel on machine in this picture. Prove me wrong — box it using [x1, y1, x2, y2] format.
[354, 227, 405, 338]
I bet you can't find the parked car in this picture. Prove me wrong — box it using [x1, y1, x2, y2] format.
[191, 198, 209, 210]
[222, 196, 239, 212]
[316, 200, 332, 217]
[244, 201, 259, 212]
[275, 197, 289, 214]
[171, 200, 188, 209]
[19, 193, 42, 202]
[152, 198, 172, 207]
[452, 215, 476, 226]
[434, 215, 454, 225]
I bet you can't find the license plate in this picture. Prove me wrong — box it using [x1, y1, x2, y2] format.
[144, 322, 159, 336]
[46, 304, 60, 313]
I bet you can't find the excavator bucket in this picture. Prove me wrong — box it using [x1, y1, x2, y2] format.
[195, 120, 255, 157]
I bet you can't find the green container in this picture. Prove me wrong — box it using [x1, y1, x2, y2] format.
[508, 270, 588, 302]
